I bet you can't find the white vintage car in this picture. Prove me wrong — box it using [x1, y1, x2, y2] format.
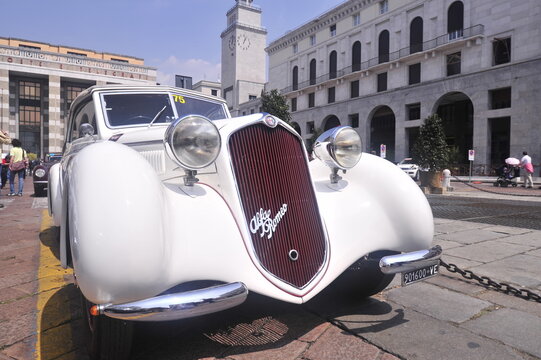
[48, 85, 441, 359]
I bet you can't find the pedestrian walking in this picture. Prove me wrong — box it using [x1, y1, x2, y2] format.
[7, 139, 27, 196]
[520, 151, 534, 188]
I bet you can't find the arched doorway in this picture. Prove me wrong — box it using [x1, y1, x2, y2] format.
[352, 41, 361, 71]
[448, 1, 464, 38]
[370, 106, 396, 161]
[410, 17, 423, 54]
[329, 51, 337, 79]
[378, 30, 390, 64]
[434, 92, 473, 165]
[323, 115, 341, 131]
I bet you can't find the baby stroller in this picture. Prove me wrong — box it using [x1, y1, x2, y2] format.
[493, 163, 520, 187]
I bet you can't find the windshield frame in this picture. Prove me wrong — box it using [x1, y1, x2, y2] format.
[99, 90, 228, 129]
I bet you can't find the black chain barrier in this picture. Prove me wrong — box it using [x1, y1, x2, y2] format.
[439, 259, 541, 303]
[451, 175, 541, 198]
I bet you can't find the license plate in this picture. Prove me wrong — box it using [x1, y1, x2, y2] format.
[402, 264, 439, 286]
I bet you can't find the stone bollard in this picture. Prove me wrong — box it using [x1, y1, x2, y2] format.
[442, 169, 453, 191]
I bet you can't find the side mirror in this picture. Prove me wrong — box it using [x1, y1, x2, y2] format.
[79, 123, 95, 138]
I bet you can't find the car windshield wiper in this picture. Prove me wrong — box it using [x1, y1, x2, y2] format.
[148, 105, 168, 128]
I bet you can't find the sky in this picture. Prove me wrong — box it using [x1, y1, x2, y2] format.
[0, 0, 343, 85]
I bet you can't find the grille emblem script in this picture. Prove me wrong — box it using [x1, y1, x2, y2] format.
[249, 204, 288, 239]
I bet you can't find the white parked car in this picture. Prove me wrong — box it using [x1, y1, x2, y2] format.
[48, 85, 441, 360]
[398, 158, 421, 181]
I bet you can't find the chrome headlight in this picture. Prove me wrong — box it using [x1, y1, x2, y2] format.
[34, 168, 46, 178]
[313, 126, 362, 170]
[164, 115, 221, 170]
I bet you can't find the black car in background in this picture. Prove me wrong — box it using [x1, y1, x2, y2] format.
[33, 154, 62, 196]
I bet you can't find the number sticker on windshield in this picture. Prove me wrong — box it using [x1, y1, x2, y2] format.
[173, 95, 186, 104]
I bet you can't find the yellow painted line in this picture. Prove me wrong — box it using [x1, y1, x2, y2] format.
[35, 210, 75, 360]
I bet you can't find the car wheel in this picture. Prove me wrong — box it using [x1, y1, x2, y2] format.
[34, 184, 46, 197]
[330, 250, 398, 299]
[80, 293, 134, 360]
[493, 182, 499, 187]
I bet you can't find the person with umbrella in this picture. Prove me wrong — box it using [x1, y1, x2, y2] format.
[520, 151, 534, 188]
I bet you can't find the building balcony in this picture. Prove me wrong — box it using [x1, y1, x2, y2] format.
[281, 24, 484, 94]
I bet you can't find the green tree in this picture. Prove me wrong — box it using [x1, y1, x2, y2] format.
[411, 114, 450, 171]
[260, 89, 291, 124]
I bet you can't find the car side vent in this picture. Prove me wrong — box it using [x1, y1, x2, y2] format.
[140, 150, 166, 175]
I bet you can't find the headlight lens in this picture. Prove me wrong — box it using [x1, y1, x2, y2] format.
[313, 126, 362, 170]
[164, 115, 221, 170]
[34, 168, 46, 178]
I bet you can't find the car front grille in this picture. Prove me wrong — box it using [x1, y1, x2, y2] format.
[229, 123, 327, 289]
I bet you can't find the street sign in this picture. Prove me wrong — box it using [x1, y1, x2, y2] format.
[380, 144, 386, 159]
[468, 149, 475, 161]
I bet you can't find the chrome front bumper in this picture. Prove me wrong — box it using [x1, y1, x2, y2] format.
[379, 246, 442, 274]
[95, 282, 248, 321]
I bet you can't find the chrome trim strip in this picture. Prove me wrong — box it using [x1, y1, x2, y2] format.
[379, 246, 442, 274]
[99, 282, 248, 321]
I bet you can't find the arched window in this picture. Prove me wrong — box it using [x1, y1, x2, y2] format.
[378, 30, 390, 64]
[352, 41, 361, 72]
[448, 1, 464, 39]
[309, 59, 317, 85]
[292, 66, 298, 91]
[410, 17, 423, 54]
[329, 51, 337, 79]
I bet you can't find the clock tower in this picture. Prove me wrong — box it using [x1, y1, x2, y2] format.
[221, 0, 267, 116]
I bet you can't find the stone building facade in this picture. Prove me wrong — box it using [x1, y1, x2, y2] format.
[266, 0, 541, 174]
[0, 37, 156, 158]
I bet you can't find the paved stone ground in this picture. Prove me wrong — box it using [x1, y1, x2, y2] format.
[1, 179, 540, 359]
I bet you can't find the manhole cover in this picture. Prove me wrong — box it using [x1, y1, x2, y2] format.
[204, 316, 288, 346]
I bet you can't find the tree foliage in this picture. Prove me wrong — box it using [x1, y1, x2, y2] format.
[411, 114, 450, 171]
[260, 89, 291, 123]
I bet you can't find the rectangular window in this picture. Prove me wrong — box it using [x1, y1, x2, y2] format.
[349, 113, 359, 128]
[242, 111, 246, 116]
[406, 103, 421, 120]
[350, 80, 359, 98]
[67, 51, 87, 57]
[250, 109, 254, 114]
[307, 121, 315, 134]
[493, 38, 511, 66]
[19, 44, 41, 50]
[291, 97, 297, 112]
[489, 87, 511, 109]
[353, 13, 361, 26]
[310, 35, 316, 46]
[111, 58, 129, 63]
[249, 95, 257, 101]
[330, 24, 336, 37]
[328, 87, 335, 103]
[377, 72, 387, 92]
[379, 0, 388, 14]
[308, 93, 315, 108]
[446, 52, 461, 76]
[211, 89, 218, 96]
[408, 63, 421, 85]
[293, 43, 298, 54]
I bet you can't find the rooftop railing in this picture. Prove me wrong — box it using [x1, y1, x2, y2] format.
[282, 24, 484, 94]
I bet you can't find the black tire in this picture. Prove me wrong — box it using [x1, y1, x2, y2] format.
[34, 184, 46, 197]
[512, 183, 518, 187]
[330, 250, 398, 299]
[81, 293, 134, 360]
[493, 182, 499, 187]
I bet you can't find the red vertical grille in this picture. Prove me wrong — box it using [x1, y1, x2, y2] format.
[229, 124, 327, 288]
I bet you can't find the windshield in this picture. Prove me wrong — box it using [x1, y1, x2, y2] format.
[171, 93, 227, 120]
[103, 93, 175, 127]
[400, 159, 416, 165]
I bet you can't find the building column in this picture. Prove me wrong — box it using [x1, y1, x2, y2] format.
[48, 75, 62, 154]
[0, 69, 9, 153]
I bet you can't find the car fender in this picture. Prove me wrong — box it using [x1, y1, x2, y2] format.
[67, 141, 169, 304]
[48, 162, 62, 226]
[305, 153, 434, 296]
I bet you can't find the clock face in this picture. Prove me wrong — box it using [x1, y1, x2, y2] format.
[237, 34, 251, 50]
[228, 35, 236, 50]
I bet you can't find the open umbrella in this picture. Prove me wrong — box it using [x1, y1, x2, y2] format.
[505, 157, 520, 166]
